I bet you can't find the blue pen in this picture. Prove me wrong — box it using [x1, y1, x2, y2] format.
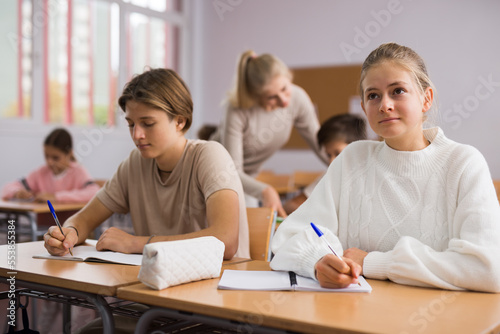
[47, 200, 73, 256]
[310, 222, 343, 261]
[311, 222, 361, 285]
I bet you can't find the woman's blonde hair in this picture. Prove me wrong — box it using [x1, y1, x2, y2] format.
[228, 50, 292, 109]
[118, 68, 193, 132]
[359, 43, 437, 124]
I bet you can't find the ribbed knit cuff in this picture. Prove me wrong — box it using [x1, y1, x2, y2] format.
[363, 251, 391, 280]
[300, 244, 332, 280]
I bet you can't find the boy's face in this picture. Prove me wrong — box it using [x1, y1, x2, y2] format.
[324, 140, 348, 164]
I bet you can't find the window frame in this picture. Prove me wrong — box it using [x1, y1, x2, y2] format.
[0, 0, 190, 139]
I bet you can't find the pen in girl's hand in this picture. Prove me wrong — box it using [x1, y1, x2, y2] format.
[47, 200, 73, 256]
[310, 222, 360, 285]
[310, 222, 343, 260]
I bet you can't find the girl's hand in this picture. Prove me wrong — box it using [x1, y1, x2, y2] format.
[35, 192, 56, 203]
[43, 226, 79, 256]
[13, 189, 34, 200]
[343, 247, 368, 271]
[261, 186, 288, 218]
[314, 254, 362, 288]
[96, 227, 141, 254]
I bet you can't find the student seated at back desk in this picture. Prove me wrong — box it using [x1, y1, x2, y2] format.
[271, 43, 500, 292]
[1, 128, 101, 227]
[283, 114, 367, 215]
[2, 128, 100, 205]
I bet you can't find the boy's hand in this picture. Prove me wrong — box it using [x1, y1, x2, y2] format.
[96, 227, 140, 254]
[43, 226, 78, 256]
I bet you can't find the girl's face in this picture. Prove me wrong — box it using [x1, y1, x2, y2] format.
[324, 140, 348, 164]
[125, 100, 186, 162]
[44, 145, 72, 175]
[259, 75, 292, 111]
[361, 62, 433, 151]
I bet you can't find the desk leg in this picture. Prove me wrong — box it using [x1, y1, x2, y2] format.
[135, 307, 286, 334]
[10, 211, 38, 241]
[28, 212, 38, 242]
[62, 304, 71, 334]
[0, 278, 115, 334]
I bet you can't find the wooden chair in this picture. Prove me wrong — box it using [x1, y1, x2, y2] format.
[493, 180, 500, 204]
[247, 207, 277, 261]
[292, 170, 323, 189]
[256, 170, 296, 196]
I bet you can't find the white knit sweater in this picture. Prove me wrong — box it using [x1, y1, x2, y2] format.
[270, 127, 500, 292]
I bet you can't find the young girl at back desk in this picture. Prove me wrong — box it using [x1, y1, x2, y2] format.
[211, 50, 329, 218]
[270, 43, 500, 292]
[1, 128, 100, 203]
[43, 68, 249, 260]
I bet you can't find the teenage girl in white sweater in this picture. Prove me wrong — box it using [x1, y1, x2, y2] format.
[270, 43, 500, 292]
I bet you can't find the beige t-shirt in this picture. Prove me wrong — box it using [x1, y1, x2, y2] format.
[217, 84, 328, 199]
[96, 139, 250, 258]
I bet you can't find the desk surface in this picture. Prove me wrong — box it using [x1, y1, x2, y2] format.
[256, 172, 296, 195]
[0, 241, 141, 296]
[0, 200, 85, 214]
[0, 241, 252, 297]
[117, 261, 500, 334]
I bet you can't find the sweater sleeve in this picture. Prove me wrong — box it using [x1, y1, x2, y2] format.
[1, 180, 26, 200]
[54, 165, 101, 203]
[270, 156, 344, 279]
[221, 106, 268, 199]
[1, 166, 43, 199]
[55, 182, 100, 203]
[292, 86, 329, 165]
[363, 148, 500, 292]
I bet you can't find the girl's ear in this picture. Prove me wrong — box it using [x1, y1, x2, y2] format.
[175, 116, 186, 131]
[360, 99, 367, 115]
[422, 87, 434, 112]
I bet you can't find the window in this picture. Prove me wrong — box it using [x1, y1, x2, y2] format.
[1, 0, 185, 127]
[1, 0, 32, 119]
[46, 0, 119, 126]
[126, 13, 179, 79]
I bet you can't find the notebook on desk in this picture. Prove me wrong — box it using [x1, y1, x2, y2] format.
[33, 242, 142, 266]
[218, 270, 372, 292]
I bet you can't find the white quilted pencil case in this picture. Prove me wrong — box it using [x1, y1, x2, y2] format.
[138, 236, 225, 290]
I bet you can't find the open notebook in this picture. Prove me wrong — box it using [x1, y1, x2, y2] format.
[218, 270, 372, 292]
[33, 241, 142, 266]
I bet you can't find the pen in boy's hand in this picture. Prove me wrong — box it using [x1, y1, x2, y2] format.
[47, 200, 73, 256]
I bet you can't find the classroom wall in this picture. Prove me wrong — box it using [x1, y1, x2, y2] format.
[190, 0, 500, 178]
[1, 0, 499, 190]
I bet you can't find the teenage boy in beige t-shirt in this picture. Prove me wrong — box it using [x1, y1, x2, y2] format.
[43, 68, 249, 260]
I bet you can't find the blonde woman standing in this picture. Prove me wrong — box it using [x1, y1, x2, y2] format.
[213, 50, 328, 217]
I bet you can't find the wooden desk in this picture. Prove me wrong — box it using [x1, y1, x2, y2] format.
[118, 261, 500, 334]
[292, 170, 323, 189]
[0, 241, 252, 333]
[0, 241, 141, 334]
[256, 171, 296, 196]
[0, 200, 85, 241]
